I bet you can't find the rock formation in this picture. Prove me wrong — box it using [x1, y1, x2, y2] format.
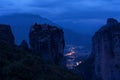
[92, 18, 120, 80]
[29, 23, 65, 64]
[0, 24, 80, 80]
[19, 40, 28, 50]
[0, 24, 14, 45]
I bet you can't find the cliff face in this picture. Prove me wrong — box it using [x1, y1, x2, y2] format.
[92, 18, 120, 80]
[0, 25, 80, 80]
[29, 23, 65, 64]
[0, 24, 14, 45]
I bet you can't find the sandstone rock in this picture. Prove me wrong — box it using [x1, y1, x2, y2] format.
[29, 23, 65, 64]
[92, 18, 120, 80]
[0, 24, 14, 45]
[107, 18, 118, 27]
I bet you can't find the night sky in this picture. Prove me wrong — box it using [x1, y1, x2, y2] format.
[0, 0, 120, 34]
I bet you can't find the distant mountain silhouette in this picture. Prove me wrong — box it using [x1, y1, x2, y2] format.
[0, 13, 56, 44]
[64, 28, 91, 46]
[0, 13, 90, 46]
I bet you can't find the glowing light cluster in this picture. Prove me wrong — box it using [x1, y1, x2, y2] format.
[66, 61, 82, 69]
[76, 61, 82, 66]
[64, 46, 85, 69]
[64, 51, 75, 56]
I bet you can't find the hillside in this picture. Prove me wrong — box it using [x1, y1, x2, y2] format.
[0, 41, 82, 80]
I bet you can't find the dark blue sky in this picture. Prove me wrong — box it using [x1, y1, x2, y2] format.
[0, 0, 120, 34]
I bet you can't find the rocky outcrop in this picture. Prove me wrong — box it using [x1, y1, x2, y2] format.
[92, 18, 120, 80]
[29, 23, 65, 64]
[0, 24, 14, 45]
[0, 31, 81, 80]
[19, 40, 28, 50]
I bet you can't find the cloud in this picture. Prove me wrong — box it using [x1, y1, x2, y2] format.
[1, 0, 120, 16]
[0, 0, 120, 34]
[26, 0, 120, 19]
[0, 0, 13, 7]
[0, 0, 120, 25]
[29, 0, 120, 11]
